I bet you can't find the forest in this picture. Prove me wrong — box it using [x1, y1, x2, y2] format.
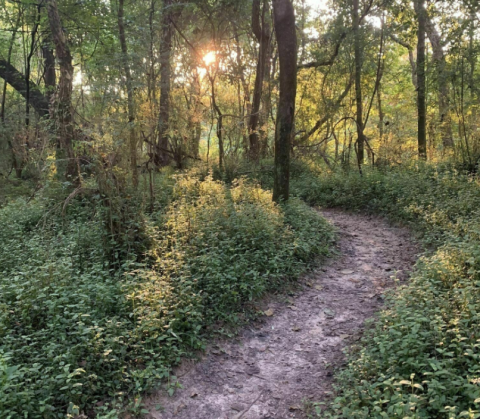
[1, 0, 480, 417]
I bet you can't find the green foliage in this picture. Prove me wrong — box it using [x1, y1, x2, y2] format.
[292, 164, 480, 419]
[0, 174, 334, 418]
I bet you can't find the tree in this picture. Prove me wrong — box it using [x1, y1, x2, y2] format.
[117, 0, 138, 186]
[46, 0, 77, 180]
[155, 0, 179, 166]
[425, 10, 453, 149]
[352, 0, 365, 167]
[272, 0, 297, 203]
[416, 0, 427, 160]
[248, 0, 270, 161]
[0, 60, 49, 118]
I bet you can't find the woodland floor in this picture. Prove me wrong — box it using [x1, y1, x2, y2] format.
[144, 209, 419, 419]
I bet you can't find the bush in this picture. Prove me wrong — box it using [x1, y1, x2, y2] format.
[0, 174, 334, 418]
[292, 164, 480, 419]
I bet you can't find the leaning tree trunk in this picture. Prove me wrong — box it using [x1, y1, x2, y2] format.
[272, 0, 297, 203]
[416, 0, 427, 160]
[155, 0, 177, 166]
[248, 0, 270, 161]
[0, 60, 50, 118]
[353, 0, 365, 167]
[46, 0, 77, 180]
[118, 0, 138, 186]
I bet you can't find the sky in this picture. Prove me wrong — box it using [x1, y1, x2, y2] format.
[305, 0, 330, 12]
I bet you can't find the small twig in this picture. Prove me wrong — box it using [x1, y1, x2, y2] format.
[234, 392, 263, 419]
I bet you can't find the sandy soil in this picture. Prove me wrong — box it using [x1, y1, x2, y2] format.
[144, 209, 419, 419]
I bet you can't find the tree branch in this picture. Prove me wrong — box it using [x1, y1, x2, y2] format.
[0, 58, 50, 118]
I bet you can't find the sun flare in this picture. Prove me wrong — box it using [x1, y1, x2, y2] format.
[203, 51, 216, 66]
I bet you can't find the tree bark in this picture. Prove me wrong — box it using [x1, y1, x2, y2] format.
[353, 0, 365, 166]
[0, 60, 50, 118]
[155, 0, 178, 166]
[248, 0, 270, 161]
[209, 78, 224, 170]
[46, 0, 77, 180]
[42, 36, 56, 104]
[416, 0, 427, 159]
[25, 3, 42, 130]
[425, 16, 453, 148]
[1, 11, 23, 178]
[377, 80, 384, 143]
[233, 28, 251, 152]
[259, 37, 273, 157]
[118, 0, 138, 186]
[272, 0, 297, 203]
[192, 71, 202, 158]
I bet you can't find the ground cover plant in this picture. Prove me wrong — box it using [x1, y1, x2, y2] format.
[0, 173, 334, 418]
[290, 165, 480, 419]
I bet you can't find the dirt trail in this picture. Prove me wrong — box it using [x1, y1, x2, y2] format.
[145, 209, 418, 419]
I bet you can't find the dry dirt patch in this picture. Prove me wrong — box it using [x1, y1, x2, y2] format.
[145, 209, 418, 419]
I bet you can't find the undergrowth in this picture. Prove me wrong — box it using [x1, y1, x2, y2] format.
[0, 173, 334, 418]
[288, 164, 480, 419]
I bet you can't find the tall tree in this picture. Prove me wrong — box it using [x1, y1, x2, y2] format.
[352, 0, 365, 166]
[155, 0, 177, 166]
[416, 0, 427, 159]
[425, 11, 453, 149]
[46, 0, 77, 179]
[117, 0, 138, 186]
[248, 0, 270, 161]
[272, 0, 297, 202]
[42, 36, 56, 104]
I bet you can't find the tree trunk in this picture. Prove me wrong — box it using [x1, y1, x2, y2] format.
[42, 36, 56, 104]
[155, 0, 177, 166]
[0, 60, 50, 118]
[233, 28, 251, 153]
[260, 38, 273, 157]
[25, 2, 42, 131]
[209, 78, 224, 170]
[423, 10, 453, 148]
[148, 0, 157, 106]
[1, 12, 22, 178]
[353, 0, 365, 166]
[192, 72, 202, 158]
[248, 0, 270, 161]
[272, 0, 297, 203]
[377, 81, 384, 143]
[118, 0, 138, 186]
[46, 0, 77, 180]
[416, 0, 427, 159]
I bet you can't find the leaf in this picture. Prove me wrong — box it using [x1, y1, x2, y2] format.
[324, 308, 336, 318]
[264, 309, 274, 316]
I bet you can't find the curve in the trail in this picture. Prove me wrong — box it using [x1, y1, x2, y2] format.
[145, 209, 418, 419]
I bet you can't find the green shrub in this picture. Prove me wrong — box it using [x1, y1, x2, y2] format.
[292, 165, 480, 419]
[0, 175, 334, 418]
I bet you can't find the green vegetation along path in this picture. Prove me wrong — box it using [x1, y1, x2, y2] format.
[145, 210, 418, 418]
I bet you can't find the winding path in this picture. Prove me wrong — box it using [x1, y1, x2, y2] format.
[145, 209, 418, 419]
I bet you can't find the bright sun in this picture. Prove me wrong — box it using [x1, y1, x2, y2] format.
[203, 51, 216, 66]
